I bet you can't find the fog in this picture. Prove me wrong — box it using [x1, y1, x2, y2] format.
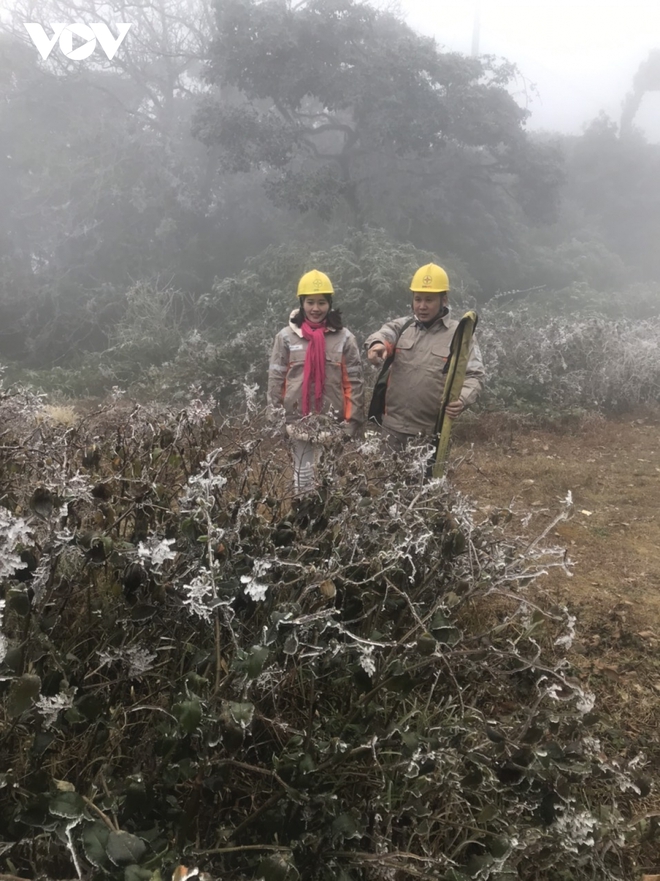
[401, 0, 660, 140]
[1, 0, 660, 384]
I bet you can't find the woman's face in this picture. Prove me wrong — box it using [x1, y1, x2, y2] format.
[302, 295, 331, 324]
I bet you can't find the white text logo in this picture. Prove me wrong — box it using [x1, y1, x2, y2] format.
[24, 23, 132, 61]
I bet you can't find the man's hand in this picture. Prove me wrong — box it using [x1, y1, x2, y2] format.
[367, 343, 387, 366]
[444, 399, 465, 420]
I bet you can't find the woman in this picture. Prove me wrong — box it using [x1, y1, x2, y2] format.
[268, 269, 365, 495]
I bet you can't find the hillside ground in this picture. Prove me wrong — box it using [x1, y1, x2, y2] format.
[453, 410, 660, 871]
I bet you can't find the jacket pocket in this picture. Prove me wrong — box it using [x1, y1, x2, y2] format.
[431, 340, 450, 359]
[288, 342, 306, 363]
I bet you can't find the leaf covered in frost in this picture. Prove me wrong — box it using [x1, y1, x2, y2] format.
[106, 830, 147, 866]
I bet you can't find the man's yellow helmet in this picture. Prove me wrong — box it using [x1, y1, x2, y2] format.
[410, 263, 450, 293]
[297, 269, 334, 296]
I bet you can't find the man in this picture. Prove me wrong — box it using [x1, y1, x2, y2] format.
[365, 263, 485, 450]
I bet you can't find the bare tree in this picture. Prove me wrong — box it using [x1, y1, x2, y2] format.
[621, 49, 660, 136]
[2, 0, 216, 135]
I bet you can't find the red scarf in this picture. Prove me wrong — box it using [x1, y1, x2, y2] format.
[300, 320, 327, 415]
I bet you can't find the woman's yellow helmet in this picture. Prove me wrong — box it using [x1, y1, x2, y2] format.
[297, 269, 334, 296]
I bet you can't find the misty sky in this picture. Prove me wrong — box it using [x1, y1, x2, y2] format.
[400, 0, 660, 140]
[3, 0, 658, 138]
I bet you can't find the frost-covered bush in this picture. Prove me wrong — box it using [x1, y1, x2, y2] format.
[6, 230, 469, 402]
[0, 391, 647, 881]
[480, 302, 660, 413]
[12, 229, 660, 416]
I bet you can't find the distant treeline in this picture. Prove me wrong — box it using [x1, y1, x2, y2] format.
[0, 0, 659, 384]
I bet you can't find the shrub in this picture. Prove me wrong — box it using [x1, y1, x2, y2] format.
[0, 390, 644, 880]
[8, 233, 660, 414]
[480, 303, 660, 414]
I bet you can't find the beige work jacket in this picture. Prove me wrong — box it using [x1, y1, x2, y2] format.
[364, 313, 485, 437]
[268, 313, 365, 437]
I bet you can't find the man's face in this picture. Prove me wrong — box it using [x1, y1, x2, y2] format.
[412, 292, 447, 322]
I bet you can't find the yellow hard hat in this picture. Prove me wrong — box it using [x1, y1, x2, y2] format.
[297, 269, 334, 296]
[410, 263, 450, 293]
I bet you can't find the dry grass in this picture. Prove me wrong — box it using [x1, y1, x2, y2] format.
[38, 403, 80, 426]
[453, 409, 660, 627]
[452, 410, 660, 870]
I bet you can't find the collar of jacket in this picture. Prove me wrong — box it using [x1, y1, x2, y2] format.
[414, 309, 452, 331]
[288, 308, 338, 337]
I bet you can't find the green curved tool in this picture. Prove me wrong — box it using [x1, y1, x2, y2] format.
[431, 310, 478, 479]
